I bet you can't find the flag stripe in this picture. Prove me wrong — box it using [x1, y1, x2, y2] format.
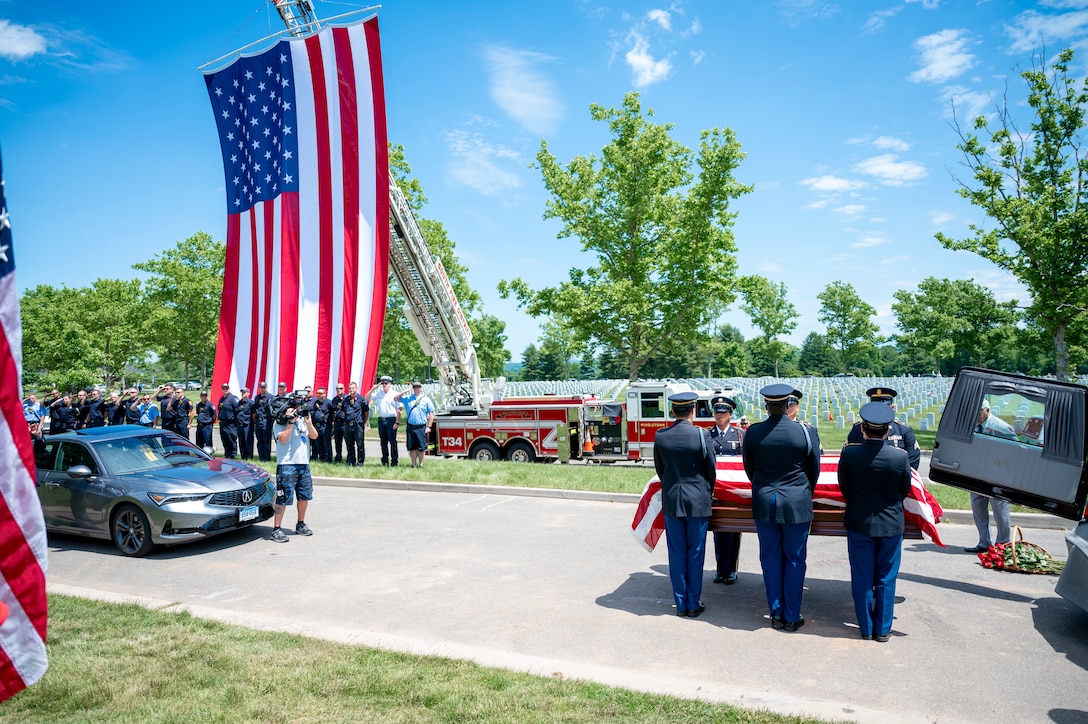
[304, 34, 334, 390]
[362, 18, 389, 387]
[334, 27, 360, 387]
[212, 213, 242, 392]
[245, 212, 261, 392]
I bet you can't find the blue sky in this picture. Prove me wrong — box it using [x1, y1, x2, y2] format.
[2, 1, 1087, 363]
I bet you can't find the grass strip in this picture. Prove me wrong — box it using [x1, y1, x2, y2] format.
[0, 595, 831, 724]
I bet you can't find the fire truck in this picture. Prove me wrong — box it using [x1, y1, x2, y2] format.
[428, 382, 742, 463]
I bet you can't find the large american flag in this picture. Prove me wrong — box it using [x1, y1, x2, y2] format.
[632, 456, 945, 552]
[0, 147, 49, 699]
[204, 16, 388, 393]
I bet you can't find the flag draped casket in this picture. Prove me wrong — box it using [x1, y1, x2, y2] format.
[631, 455, 945, 552]
[204, 17, 389, 393]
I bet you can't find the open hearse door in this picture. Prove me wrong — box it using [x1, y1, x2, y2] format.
[931, 367, 1088, 613]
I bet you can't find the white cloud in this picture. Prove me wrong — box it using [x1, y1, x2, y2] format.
[683, 18, 703, 37]
[834, 204, 867, 216]
[879, 255, 912, 265]
[647, 9, 671, 31]
[801, 174, 867, 192]
[444, 130, 524, 197]
[625, 30, 672, 86]
[863, 8, 901, 34]
[909, 29, 977, 84]
[0, 20, 47, 61]
[854, 154, 928, 186]
[1006, 8, 1088, 53]
[930, 211, 956, 227]
[852, 234, 888, 248]
[905, 0, 941, 8]
[777, 0, 842, 26]
[804, 199, 831, 209]
[941, 85, 992, 122]
[481, 45, 563, 136]
[873, 135, 910, 151]
[690, 50, 706, 65]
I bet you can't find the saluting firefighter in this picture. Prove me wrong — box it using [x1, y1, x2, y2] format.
[838, 401, 912, 642]
[707, 395, 743, 585]
[742, 384, 820, 632]
[846, 387, 920, 470]
[654, 391, 717, 618]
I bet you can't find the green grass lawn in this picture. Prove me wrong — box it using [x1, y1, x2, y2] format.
[0, 595, 829, 724]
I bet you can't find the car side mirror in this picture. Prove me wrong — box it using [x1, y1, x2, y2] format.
[66, 464, 95, 479]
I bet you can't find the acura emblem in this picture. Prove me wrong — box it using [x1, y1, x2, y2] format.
[241, 489, 253, 504]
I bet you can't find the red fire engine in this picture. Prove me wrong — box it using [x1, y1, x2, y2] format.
[429, 382, 741, 463]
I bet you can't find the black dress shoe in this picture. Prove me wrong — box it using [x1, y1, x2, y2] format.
[689, 603, 706, 618]
[770, 612, 785, 629]
[676, 609, 689, 617]
[724, 571, 738, 585]
[713, 573, 725, 584]
[860, 633, 872, 641]
[782, 617, 805, 632]
[964, 546, 989, 553]
[874, 632, 890, 642]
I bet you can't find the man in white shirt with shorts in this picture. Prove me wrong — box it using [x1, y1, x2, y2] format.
[270, 400, 319, 543]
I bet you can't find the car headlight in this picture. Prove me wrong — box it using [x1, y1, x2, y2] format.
[147, 492, 211, 506]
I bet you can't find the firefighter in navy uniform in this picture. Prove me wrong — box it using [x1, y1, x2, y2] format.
[253, 382, 274, 462]
[846, 387, 920, 471]
[217, 383, 240, 458]
[237, 387, 254, 460]
[194, 391, 217, 449]
[309, 387, 334, 462]
[157, 384, 178, 434]
[330, 383, 348, 463]
[49, 394, 77, 434]
[707, 396, 743, 585]
[173, 387, 194, 440]
[341, 382, 369, 466]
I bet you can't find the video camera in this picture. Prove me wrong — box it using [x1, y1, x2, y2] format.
[268, 390, 311, 425]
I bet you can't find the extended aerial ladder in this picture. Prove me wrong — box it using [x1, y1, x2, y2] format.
[270, 0, 487, 412]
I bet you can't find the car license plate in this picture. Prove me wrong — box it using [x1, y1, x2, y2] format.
[239, 505, 259, 522]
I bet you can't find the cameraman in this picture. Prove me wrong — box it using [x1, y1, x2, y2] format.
[270, 396, 319, 543]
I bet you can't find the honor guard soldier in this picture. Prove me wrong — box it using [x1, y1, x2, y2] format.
[253, 382, 274, 462]
[654, 391, 717, 618]
[194, 391, 217, 449]
[846, 387, 920, 470]
[217, 383, 240, 458]
[838, 401, 912, 642]
[708, 396, 743, 585]
[742, 384, 821, 631]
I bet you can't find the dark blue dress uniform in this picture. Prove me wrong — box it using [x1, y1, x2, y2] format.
[124, 397, 143, 425]
[839, 402, 912, 641]
[708, 396, 743, 584]
[653, 392, 717, 617]
[174, 394, 193, 440]
[49, 398, 77, 434]
[237, 393, 254, 460]
[158, 389, 179, 434]
[195, 397, 217, 449]
[846, 387, 920, 470]
[217, 386, 240, 458]
[330, 391, 347, 463]
[253, 386, 274, 461]
[309, 394, 334, 462]
[742, 384, 820, 630]
[80, 394, 107, 428]
[341, 392, 369, 466]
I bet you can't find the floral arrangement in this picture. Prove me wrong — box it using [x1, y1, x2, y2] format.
[977, 540, 1065, 574]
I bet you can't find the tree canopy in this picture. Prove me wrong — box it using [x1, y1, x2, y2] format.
[499, 92, 752, 381]
[937, 47, 1088, 380]
[817, 281, 880, 373]
[738, 274, 798, 376]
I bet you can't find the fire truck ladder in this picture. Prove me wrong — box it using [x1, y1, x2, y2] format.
[388, 181, 482, 411]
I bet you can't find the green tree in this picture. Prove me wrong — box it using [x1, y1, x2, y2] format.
[132, 232, 224, 385]
[469, 313, 511, 379]
[817, 281, 880, 373]
[892, 277, 1018, 374]
[83, 278, 151, 387]
[936, 48, 1088, 380]
[737, 275, 798, 377]
[20, 284, 102, 391]
[712, 323, 750, 377]
[797, 332, 840, 376]
[499, 93, 752, 381]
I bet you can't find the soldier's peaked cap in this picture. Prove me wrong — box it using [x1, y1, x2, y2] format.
[712, 397, 737, 412]
[760, 383, 801, 402]
[668, 391, 698, 404]
[866, 387, 897, 400]
[860, 401, 896, 426]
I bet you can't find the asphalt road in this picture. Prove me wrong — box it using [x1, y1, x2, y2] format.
[45, 479, 1088, 724]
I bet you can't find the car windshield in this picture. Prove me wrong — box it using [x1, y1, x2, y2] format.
[92, 434, 210, 475]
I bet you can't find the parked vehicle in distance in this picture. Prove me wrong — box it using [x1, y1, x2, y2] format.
[35, 425, 275, 556]
[185, 381, 202, 390]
